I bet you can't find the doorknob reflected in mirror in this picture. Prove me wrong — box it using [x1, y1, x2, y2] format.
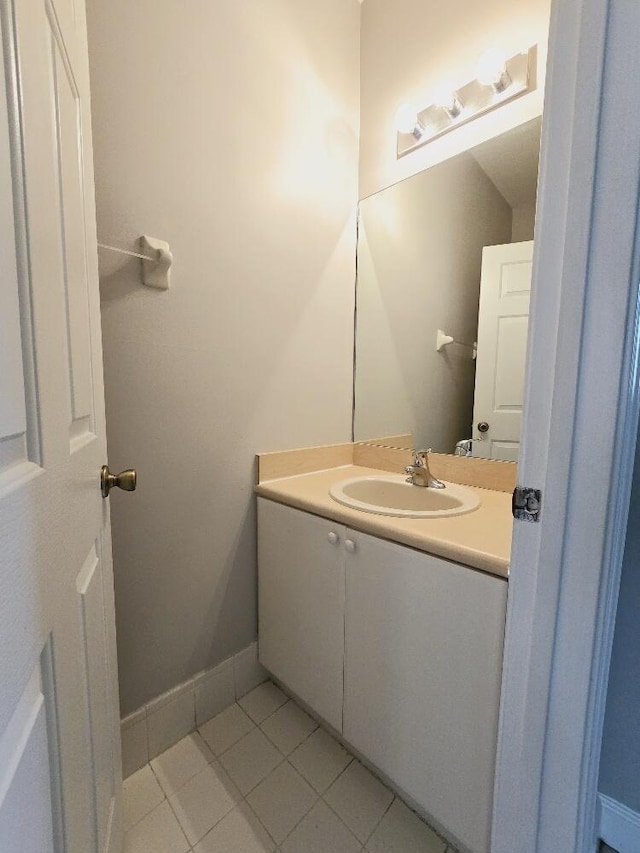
[101, 465, 137, 498]
[477, 421, 490, 433]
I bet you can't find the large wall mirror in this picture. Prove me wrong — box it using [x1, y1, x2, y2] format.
[353, 117, 541, 462]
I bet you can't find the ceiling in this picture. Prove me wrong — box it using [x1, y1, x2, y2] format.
[471, 116, 542, 209]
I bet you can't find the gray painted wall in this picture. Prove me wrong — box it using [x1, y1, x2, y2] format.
[599, 444, 640, 813]
[86, 0, 360, 715]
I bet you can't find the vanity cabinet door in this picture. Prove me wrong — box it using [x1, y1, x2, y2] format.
[343, 530, 507, 853]
[258, 498, 346, 732]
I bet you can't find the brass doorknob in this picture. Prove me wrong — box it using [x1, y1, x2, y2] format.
[101, 465, 137, 498]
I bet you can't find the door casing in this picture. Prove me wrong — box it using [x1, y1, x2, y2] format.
[493, 0, 640, 850]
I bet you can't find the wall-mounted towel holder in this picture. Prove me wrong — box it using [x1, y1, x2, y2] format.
[436, 329, 477, 359]
[97, 235, 173, 290]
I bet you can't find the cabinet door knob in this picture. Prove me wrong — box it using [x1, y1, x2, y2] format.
[327, 531, 339, 545]
[345, 539, 357, 554]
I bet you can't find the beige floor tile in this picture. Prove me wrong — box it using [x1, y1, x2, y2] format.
[238, 681, 288, 724]
[123, 764, 165, 832]
[123, 694, 452, 853]
[289, 727, 353, 793]
[124, 800, 189, 853]
[260, 699, 318, 755]
[325, 761, 394, 843]
[366, 799, 446, 853]
[246, 761, 318, 844]
[151, 732, 214, 796]
[199, 703, 255, 756]
[218, 727, 283, 795]
[281, 799, 362, 853]
[193, 801, 276, 853]
[168, 760, 241, 846]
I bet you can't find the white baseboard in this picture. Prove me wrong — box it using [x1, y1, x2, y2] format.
[120, 641, 267, 778]
[599, 793, 640, 853]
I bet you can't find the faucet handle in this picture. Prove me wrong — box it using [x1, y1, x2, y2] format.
[413, 448, 431, 466]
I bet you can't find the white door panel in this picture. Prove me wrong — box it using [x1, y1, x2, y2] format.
[51, 36, 95, 448]
[494, 315, 529, 410]
[0, 0, 122, 850]
[0, 8, 34, 486]
[0, 667, 57, 852]
[472, 241, 533, 461]
[0, 128, 26, 448]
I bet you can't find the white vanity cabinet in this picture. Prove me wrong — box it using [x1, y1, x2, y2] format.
[257, 498, 347, 732]
[257, 497, 507, 853]
[343, 528, 507, 853]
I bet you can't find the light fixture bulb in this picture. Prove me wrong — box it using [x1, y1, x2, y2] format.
[477, 48, 511, 92]
[395, 103, 423, 138]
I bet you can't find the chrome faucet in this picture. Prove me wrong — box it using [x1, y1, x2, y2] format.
[405, 449, 446, 489]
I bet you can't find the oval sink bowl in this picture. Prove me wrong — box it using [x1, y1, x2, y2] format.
[329, 474, 481, 518]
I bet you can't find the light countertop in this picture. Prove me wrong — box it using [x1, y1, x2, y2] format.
[255, 464, 512, 579]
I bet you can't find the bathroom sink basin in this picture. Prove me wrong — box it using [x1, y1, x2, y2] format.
[329, 474, 480, 518]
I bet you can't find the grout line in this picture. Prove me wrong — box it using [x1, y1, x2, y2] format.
[241, 790, 284, 847]
[289, 720, 320, 755]
[147, 760, 166, 795]
[144, 712, 150, 768]
[318, 752, 355, 795]
[240, 687, 289, 727]
[257, 728, 360, 847]
[361, 793, 395, 846]
[164, 789, 192, 848]
[269, 781, 321, 848]
[231, 655, 238, 703]
[319, 792, 369, 847]
[162, 751, 247, 849]
[246, 703, 287, 728]
[121, 764, 168, 834]
[240, 753, 287, 798]
[257, 710, 319, 758]
[257, 723, 291, 757]
[252, 684, 347, 774]
[211, 712, 258, 760]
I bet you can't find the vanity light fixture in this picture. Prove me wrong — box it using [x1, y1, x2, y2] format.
[396, 45, 536, 159]
[395, 103, 425, 139]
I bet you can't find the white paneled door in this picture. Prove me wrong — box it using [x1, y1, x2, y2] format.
[0, 0, 122, 852]
[472, 240, 534, 462]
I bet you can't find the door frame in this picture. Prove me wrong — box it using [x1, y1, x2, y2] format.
[493, 0, 640, 850]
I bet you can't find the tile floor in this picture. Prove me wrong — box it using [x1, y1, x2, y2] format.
[123, 681, 458, 853]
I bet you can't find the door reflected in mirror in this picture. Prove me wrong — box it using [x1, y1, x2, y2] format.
[353, 117, 541, 462]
